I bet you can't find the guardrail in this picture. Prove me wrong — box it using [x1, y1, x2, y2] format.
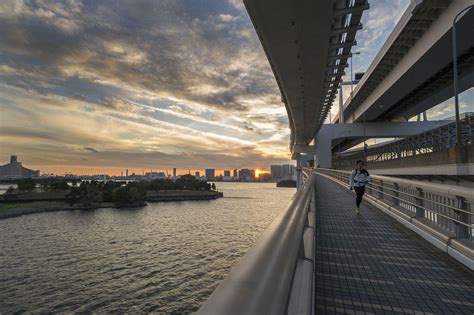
[198, 171, 316, 314]
[333, 112, 474, 169]
[315, 168, 473, 268]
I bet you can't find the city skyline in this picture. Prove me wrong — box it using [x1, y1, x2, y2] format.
[0, 0, 472, 175]
[0, 154, 276, 177]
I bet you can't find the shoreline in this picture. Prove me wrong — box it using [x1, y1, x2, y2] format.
[0, 203, 146, 220]
[0, 191, 223, 220]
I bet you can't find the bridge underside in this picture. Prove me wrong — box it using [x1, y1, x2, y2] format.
[244, 0, 368, 149]
[340, 1, 474, 124]
[332, 2, 474, 153]
[314, 175, 474, 314]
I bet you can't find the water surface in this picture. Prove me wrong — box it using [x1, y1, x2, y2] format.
[0, 182, 295, 313]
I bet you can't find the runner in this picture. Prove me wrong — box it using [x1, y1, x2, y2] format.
[349, 160, 370, 215]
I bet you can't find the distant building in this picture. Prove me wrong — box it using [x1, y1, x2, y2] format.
[250, 170, 256, 182]
[271, 165, 282, 181]
[195, 171, 200, 178]
[233, 169, 238, 178]
[239, 169, 251, 181]
[144, 171, 166, 180]
[173, 168, 177, 177]
[205, 169, 215, 180]
[224, 170, 231, 177]
[282, 164, 295, 180]
[0, 156, 40, 178]
[126, 169, 129, 177]
[259, 173, 272, 182]
[271, 164, 295, 181]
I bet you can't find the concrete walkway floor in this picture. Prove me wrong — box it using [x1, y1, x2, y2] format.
[314, 175, 474, 314]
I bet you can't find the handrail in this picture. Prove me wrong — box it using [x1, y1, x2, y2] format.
[198, 172, 315, 314]
[321, 169, 473, 200]
[315, 168, 473, 241]
[333, 113, 473, 167]
[358, 180, 472, 214]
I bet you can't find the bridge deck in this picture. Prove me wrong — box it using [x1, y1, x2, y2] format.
[314, 175, 474, 314]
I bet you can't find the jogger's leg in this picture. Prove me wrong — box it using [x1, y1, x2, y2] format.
[354, 186, 365, 208]
[356, 191, 362, 207]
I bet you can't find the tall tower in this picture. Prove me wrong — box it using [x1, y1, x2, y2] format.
[173, 168, 177, 177]
[10, 155, 18, 164]
[126, 169, 128, 177]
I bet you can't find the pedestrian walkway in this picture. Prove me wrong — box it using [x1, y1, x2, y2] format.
[314, 175, 474, 314]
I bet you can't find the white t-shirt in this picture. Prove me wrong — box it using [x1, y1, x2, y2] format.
[349, 169, 370, 188]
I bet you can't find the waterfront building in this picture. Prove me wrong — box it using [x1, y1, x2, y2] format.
[239, 169, 251, 181]
[282, 164, 295, 180]
[250, 170, 256, 182]
[271, 165, 282, 181]
[0, 155, 40, 178]
[195, 171, 200, 178]
[271, 164, 296, 181]
[222, 170, 233, 182]
[259, 173, 271, 182]
[205, 169, 215, 180]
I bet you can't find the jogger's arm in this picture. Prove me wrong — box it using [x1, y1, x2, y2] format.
[349, 170, 355, 189]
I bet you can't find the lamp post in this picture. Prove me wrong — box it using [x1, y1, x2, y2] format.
[350, 51, 366, 161]
[338, 52, 360, 124]
[338, 83, 344, 123]
[350, 51, 360, 100]
[452, 5, 473, 146]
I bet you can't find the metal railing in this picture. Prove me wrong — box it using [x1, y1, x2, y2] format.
[198, 171, 316, 314]
[316, 168, 474, 243]
[333, 112, 474, 168]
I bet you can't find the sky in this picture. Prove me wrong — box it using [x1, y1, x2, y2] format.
[0, 0, 472, 175]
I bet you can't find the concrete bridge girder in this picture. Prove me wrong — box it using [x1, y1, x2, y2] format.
[335, 0, 474, 124]
[314, 121, 451, 168]
[293, 144, 316, 155]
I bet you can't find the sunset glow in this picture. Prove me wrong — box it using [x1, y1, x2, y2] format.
[0, 0, 472, 174]
[255, 169, 270, 178]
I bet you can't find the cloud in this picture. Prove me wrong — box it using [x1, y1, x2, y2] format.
[1, 0, 433, 174]
[84, 147, 99, 153]
[0, 0, 279, 115]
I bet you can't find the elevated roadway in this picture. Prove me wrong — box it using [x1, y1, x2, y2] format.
[243, 0, 369, 151]
[334, 0, 474, 125]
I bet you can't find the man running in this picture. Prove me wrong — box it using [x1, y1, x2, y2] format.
[349, 160, 370, 215]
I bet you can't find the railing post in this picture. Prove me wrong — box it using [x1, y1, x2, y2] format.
[415, 187, 425, 218]
[455, 196, 469, 239]
[392, 183, 400, 207]
[379, 180, 384, 199]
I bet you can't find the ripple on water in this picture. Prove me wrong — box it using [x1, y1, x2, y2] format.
[0, 182, 295, 313]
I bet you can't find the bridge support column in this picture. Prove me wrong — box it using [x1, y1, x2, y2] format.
[314, 127, 333, 168]
[296, 158, 303, 189]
